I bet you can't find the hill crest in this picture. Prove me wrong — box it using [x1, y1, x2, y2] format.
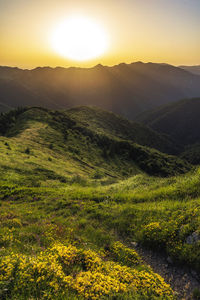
[0, 106, 191, 185]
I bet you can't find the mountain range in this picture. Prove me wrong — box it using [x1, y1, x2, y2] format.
[1, 62, 200, 119]
[179, 65, 200, 76]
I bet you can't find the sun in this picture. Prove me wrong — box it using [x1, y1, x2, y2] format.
[51, 16, 109, 61]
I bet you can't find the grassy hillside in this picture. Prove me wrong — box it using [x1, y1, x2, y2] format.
[1, 167, 200, 299]
[181, 144, 200, 165]
[66, 106, 179, 154]
[0, 106, 199, 299]
[137, 98, 200, 148]
[0, 107, 190, 187]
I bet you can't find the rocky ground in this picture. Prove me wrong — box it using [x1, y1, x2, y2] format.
[134, 245, 200, 299]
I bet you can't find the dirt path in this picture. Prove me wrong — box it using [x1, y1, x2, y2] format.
[135, 246, 200, 299]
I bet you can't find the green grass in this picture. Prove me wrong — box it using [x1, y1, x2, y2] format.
[1, 167, 200, 269]
[0, 107, 191, 186]
[0, 106, 199, 299]
[0, 170, 200, 298]
[65, 106, 178, 154]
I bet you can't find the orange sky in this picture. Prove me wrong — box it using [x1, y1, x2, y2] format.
[0, 0, 199, 68]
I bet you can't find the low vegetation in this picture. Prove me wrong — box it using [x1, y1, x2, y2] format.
[138, 97, 200, 148]
[0, 242, 173, 299]
[0, 106, 199, 299]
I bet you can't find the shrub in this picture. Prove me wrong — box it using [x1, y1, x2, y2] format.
[92, 169, 104, 179]
[109, 241, 141, 266]
[71, 175, 87, 186]
[193, 288, 200, 300]
[25, 147, 30, 154]
[0, 243, 173, 300]
[142, 222, 163, 247]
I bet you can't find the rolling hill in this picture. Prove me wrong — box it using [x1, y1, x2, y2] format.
[137, 98, 200, 148]
[65, 106, 179, 154]
[0, 106, 200, 299]
[1, 62, 200, 118]
[0, 106, 191, 188]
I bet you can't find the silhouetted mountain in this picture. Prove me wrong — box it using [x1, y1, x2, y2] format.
[179, 65, 200, 76]
[137, 98, 200, 147]
[1, 62, 200, 119]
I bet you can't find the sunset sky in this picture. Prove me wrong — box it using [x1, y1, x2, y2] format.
[0, 0, 199, 68]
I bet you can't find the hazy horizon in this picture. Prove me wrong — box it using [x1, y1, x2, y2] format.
[1, 61, 200, 71]
[1, 0, 199, 68]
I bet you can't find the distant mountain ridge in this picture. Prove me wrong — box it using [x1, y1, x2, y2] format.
[1, 62, 200, 119]
[179, 65, 200, 76]
[137, 97, 200, 147]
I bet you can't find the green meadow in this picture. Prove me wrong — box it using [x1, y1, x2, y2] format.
[0, 107, 199, 299]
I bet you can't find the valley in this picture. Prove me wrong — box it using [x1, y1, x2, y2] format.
[0, 106, 200, 299]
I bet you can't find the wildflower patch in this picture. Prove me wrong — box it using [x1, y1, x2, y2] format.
[0, 243, 174, 299]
